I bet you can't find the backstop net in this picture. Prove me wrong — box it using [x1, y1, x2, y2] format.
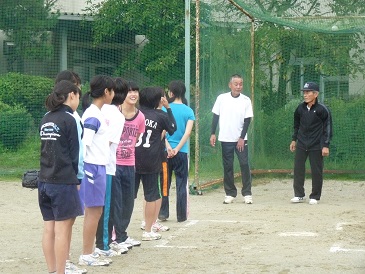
[195, 0, 365, 186]
[0, 0, 365, 181]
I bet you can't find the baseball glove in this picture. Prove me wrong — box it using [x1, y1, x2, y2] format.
[22, 170, 39, 189]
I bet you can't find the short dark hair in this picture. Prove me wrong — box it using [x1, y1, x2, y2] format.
[112, 77, 128, 105]
[55, 70, 81, 86]
[168, 80, 185, 98]
[139, 86, 163, 109]
[128, 80, 139, 91]
[82, 75, 115, 111]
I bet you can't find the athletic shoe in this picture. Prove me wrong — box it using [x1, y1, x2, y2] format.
[290, 197, 306, 203]
[223, 195, 235, 204]
[244, 195, 253, 204]
[153, 221, 170, 232]
[140, 220, 146, 230]
[309, 199, 318, 205]
[94, 248, 118, 257]
[142, 231, 162, 241]
[78, 253, 110, 266]
[92, 252, 113, 263]
[123, 237, 141, 247]
[120, 241, 133, 250]
[158, 216, 168, 222]
[65, 269, 85, 274]
[66, 260, 87, 274]
[109, 241, 130, 254]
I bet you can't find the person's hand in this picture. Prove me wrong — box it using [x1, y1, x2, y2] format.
[161, 96, 170, 108]
[210, 134, 216, 147]
[322, 147, 329, 157]
[167, 147, 175, 158]
[290, 141, 296, 152]
[236, 138, 245, 152]
[172, 148, 179, 156]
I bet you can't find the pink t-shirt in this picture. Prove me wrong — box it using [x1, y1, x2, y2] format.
[116, 110, 145, 166]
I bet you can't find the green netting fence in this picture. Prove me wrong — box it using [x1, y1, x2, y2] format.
[1, 0, 365, 183]
[195, 0, 365, 188]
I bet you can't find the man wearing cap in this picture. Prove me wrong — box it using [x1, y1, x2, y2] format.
[289, 82, 332, 205]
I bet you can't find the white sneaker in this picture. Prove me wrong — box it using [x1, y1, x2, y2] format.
[109, 241, 129, 254]
[123, 236, 141, 247]
[142, 231, 162, 241]
[65, 269, 86, 274]
[153, 221, 170, 232]
[290, 197, 306, 203]
[94, 248, 118, 257]
[244, 195, 253, 204]
[78, 253, 110, 266]
[140, 220, 146, 230]
[309, 199, 318, 205]
[66, 260, 87, 274]
[93, 252, 112, 264]
[223, 195, 235, 204]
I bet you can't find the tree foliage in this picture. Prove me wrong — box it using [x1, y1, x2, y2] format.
[0, 0, 58, 72]
[251, 0, 365, 112]
[85, 0, 191, 86]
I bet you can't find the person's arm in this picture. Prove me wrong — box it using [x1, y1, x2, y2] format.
[165, 108, 177, 135]
[165, 139, 174, 158]
[292, 107, 300, 142]
[210, 114, 219, 147]
[68, 118, 80, 176]
[322, 106, 332, 148]
[321, 105, 332, 156]
[161, 97, 177, 135]
[172, 120, 194, 155]
[240, 117, 251, 139]
[236, 117, 251, 152]
[290, 106, 300, 152]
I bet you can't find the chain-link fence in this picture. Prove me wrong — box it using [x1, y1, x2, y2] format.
[1, 0, 365, 180]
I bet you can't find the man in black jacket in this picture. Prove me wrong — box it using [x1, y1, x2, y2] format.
[289, 82, 332, 205]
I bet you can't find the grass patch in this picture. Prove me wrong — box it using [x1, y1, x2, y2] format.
[0, 135, 40, 181]
[2, 134, 364, 182]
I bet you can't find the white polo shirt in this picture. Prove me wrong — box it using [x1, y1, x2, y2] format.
[212, 92, 253, 142]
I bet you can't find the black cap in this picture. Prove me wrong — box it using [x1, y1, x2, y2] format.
[301, 82, 319, 92]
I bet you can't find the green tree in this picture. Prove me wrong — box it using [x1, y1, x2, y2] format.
[229, 0, 365, 111]
[85, 0, 192, 86]
[0, 0, 57, 72]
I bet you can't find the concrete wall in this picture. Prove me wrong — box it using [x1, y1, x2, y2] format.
[52, 0, 103, 14]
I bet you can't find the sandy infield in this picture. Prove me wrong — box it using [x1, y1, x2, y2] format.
[0, 178, 364, 273]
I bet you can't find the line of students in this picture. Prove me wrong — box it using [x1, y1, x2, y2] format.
[38, 71, 195, 273]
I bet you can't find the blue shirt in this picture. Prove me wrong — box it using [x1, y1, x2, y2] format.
[164, 103, 195, 153]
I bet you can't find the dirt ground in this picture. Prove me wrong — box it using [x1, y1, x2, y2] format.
[0, 178, 364, 274]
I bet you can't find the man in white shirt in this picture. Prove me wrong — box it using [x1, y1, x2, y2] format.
[210, 74, 254, 204]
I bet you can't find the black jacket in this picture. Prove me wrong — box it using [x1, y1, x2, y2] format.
[292, 99, 332, 151]
[135, 108, 176, 174]
[39, 105, 80, 184]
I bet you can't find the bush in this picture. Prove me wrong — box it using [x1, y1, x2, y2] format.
[254, 96, 365, 170]
[0, 102, 34, 150]
[0, 72, 53, 125]
[326, 98, 365, 169]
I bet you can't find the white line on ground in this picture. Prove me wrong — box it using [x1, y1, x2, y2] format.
[330, 244, 365, 253]
[335, 222, 347, 230]
[279, 232, 318, 237]
[0, 258, 32, 263]
[335, 221, 364, 231]
[154, 245, 198, 249]
[0, 259, 15, 263]
[154, 220, 199, 248]
[153, 219, 265, 249]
